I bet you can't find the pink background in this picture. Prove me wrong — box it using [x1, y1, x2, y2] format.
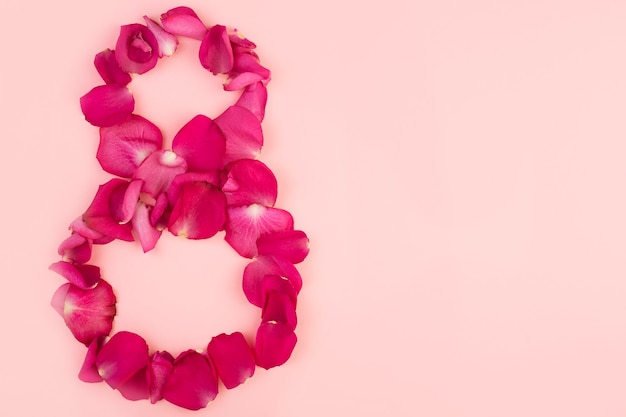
[2, 0, 626, 415]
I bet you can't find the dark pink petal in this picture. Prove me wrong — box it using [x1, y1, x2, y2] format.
[115, 24, 159, 74]
[79, 337, 104, 383]
[224, 72, 265, 92]
[96, 331, 149, 389]
[261, 274, 298, 308]
[80, 84, 134, 127]
[243, 256, 302, 307]
[69, 216, 105, 241]
[133, 150, 187, 198]
[51, 283, 70, 317]
[58, 233, 92, 264]
[214, 106, 263, 164]
[199, 25, 234, 74]
[225, 205, 294, 258]
[168, 172, 221, 205]
[222, 159, 277, 207]
[224, 54, 271, 91]
[150, 192, 169, 227]
[83, 179, 134, 241]
[262, 291, 297, 330]
[64, 280, 116, 345]
[171, 115, 226, 172]
[149, 351, 174, 404]
[97, 115, 163, 178]
[49, 261, 100, 289]
[94, 49, 132, 85]
[132, 202, 162, 252]
[143, 16, 178, 57]
[117, 367, 149, 401]
[257, 230, 310, 264]
[162, 350, 218, 410]
[235, 82, 267, 121]
[229, 31, 256, 51]
[160, 6, 207, 40]
[255, 322, 297, 370]
[168, 181, 226, 239]
[207, 332, 255, 389]
[120, 179, 143, 223]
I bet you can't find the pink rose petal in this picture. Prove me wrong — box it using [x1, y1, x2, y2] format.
[117, 366, 149, 401]
[51, 283, 70, 317]
[261, 274, 298, 308]
[199, 25, 234, 74]
[222, 159, 277, 207]
[207, 332, 255, 389]
[167, 172, 221, 205]
[143, 16, 178, 57]
[132, 201, 162, 252]
[120, 179, 143, 223]
[58, 233, 92, 264]
[115, 24, 159, 74]
[235, 82, 267, 122]
[83, 179, 134, 241]
[80, 84, 134, 127]
[257, 230, 310, 264]
[255, 322, 297, 370]
[96, 331, 149, 389]
[160, 6, 207, 40]
[162, 350, 218, 410]
[214, 106, 264, 164]
[171, 115, 226, 172]
[168, 180, 226, 239]
[49, 261, 100, 289]
[79, 337, 104, 383]
[262, 291, 297, 330]
[149, 351, 174, 404]
[64, 280, 116, 345]
[150, 192, 169, 228]
[224, 53, 271, 91]
[229, 31, 256, 51]
[69, 216, 105, 241]
[133, 150, 187, 198]
[225, 205, 294, 258]
[243, 256, 302, 307]
[94, 49, 132, 85]
[97, 115, 163, 178]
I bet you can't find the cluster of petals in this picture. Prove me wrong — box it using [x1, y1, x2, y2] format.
[52, 6, 308, 411]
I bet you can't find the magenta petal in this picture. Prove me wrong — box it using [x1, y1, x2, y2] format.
[262, 291, 297, 330]
[94, 49, 132, 85]
[96, 331, 149, 389]
[162, 350, 218, 410]
[235, 82, 267, 121]
[64, 280, 116, 345]
[199, 24, 234, 74]
[58, 233, 92, 264]
[257, 230, 310, 264]
[51, 283, 70, 317]
[168, 181, 226, 239]
[120, 179, 143, 223]
[83, 179, 134, 241]
[171, 115, 226, 172]
[255, 322, 297, 370]
[207, 333, 255, 389]
[243, 256, 302, 307]
[225, 205, 294, 258]
[80, 84, 134, 127]
[224, 53, 271, 91]
[150, 192, 169, 227]
[143, 16, 178, 57]
[70, 216, 105, 241]
[132, 202, 162, 252]
[224, 72, 264, 92]
[149, 351, 174, 404]
[229, 32, 256, 50]
[160, 6, 207, 40]
[49, 261, 100, 289]
[97, 115, 163, 178]
[133, 150, 187, 197]
[222, 159, 277, 207]
[79, 337, 104, 383]
[117, 367, 149, 401]
[115, 24, 159, 74]
[214, 106, 264, 164]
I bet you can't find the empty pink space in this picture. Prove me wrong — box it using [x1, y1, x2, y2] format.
[1, 0, 626, 416]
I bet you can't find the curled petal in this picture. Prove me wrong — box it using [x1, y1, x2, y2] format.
[94, 49, 132, 85]
[83, 179, 134, 241]
[51, 283, 70, 317]
[160, 6, 207, 40]
[207, 332, 255, 389]
[63, 280, 116, 345]
[229, 31, 256, 51]
[133, 150, 187, 198]
[69, 216, 105, 241]
[115, 24, 159, 74]
[171, 115, 226, 172]
[150, 192, 169, 228]
[79, 337, 105, 383]
[257, 230, 310, 264]
[255, 322, 297, 370]
[243, 256, 302, 307]
[214, 106, 263, 164]
[143, 16, 178, 57]
[224, 54, 271, 91]
[132, 201, 162, 252]
[58, 233, 92, 264]
[199, 24, 233, 74]
[80, 84, 134, 127]
[97, 115, 163, 178]
[162, 350, 218, 410]
[49, 261, 100, 289]
[262, 291, 297, 330]
[222, 159, 277, 207]
[168, 181, 226, 239]
[120, 179, 143, 223]
[96, 331, 149, 389]
[149, 351, 174, 404]
[235, 82, 267, 121]
[225, 205, 294, 258]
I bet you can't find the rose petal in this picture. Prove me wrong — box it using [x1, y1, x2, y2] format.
[58, 233, 92, 264]
[199, 24, 234, 74]
[229, 31, 256, 51]
[207, 332, 255, 389]
[224, 72, 265, 92]
[49, 261, 100, 289]
[97, 115, 163, 178]
[257, 230, 310, 264]
[171, 115, 226, 172]
[115, 24, 159, 74]
[64, 280, 116, 345]
[150, 192, 169, 228]
[243, 256, 302, 307]
[69, 216, 105, 241]
[80, 84, 134, 127]
[51, 283, 70, 317]
[225, 205, 294, 258]
[96, 331, 149, 389]
[132, 201, 162, 252]
[79, 337, 104, 383]
[255, 322, 297, 370]
[149, 351, 174, 404]
[162, 350, 218, 410]
[83, 179, 134, 241]
[133, 150, 187, 198]
[214, 106, 263, 164]
[160, 6, 207, 40]
[221, 159, 277, 207]
[94, 49, 132, 85]
[262, 291, 297, 330]
[235, 82, 267, 121]
[143, 16, 178, 57]
[120, 179, 143, 223]
[168, 181, 226, 239]
[117, 366, 149, 401]
[261, 273, 298, 308]
[224, 53, 271, 91]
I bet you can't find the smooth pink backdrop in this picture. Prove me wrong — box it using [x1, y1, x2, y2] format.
[2, 0, 626, 416]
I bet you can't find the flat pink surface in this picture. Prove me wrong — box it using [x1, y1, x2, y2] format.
[2, 0, 626, 415]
